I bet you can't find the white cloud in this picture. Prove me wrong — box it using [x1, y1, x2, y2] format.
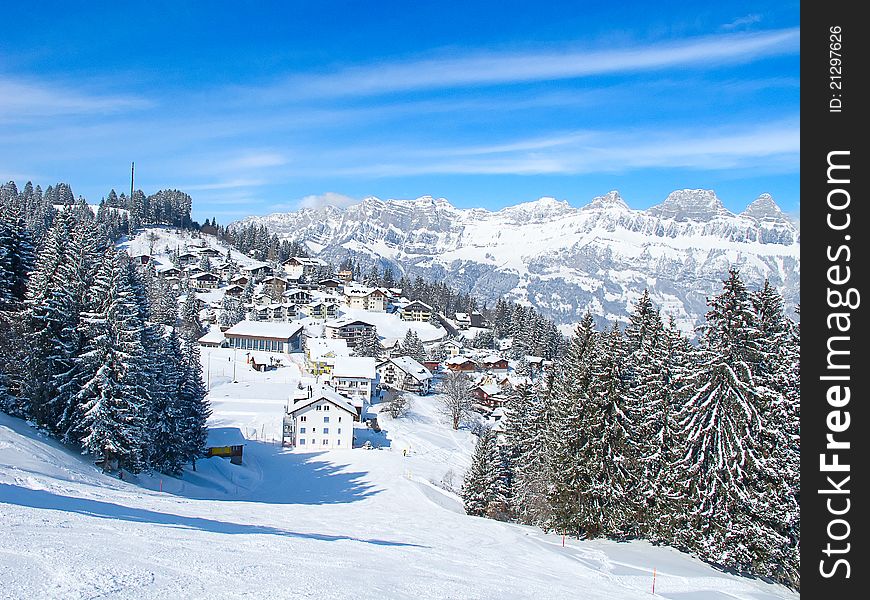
[220, 152, 288, 170]
[298, 192, 358, 209]
[183, 178, 266, 191]
[0, 77, 150, 119]
[267, 28, 799, 98]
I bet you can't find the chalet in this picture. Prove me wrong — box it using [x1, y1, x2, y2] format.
[282, 256, 329, 280]
[184, 265, 204, 275]
[224, 284, 245, 297]
[445, 356, 477, 373]
[224, 320, 304, 353]
[324, 317, 376, 348]
[471, 384, 508, 411]
[177, 251, 199, 266]
[481, 355, 510, 373]
[189, 271, 221, 290]
[284, 384, 358, 450]
[344, 285, 387, 312]
[130, 253, 152, 265]
[444, 339, 464, 357]
[215, 262, 236, 278]
[318, 278, 342, 290]
[305, 337, 350, 375]
[525, 355, 545, 377]
[197, 247, 223, 258]
[455, 311, 485, 329]
[262, 275, 288, 295]
[376, 357, 433, 395]
[400, 300, 433, 322]
[243, 262, 272, 279]
[284, 288, 314, 306]
[422, 359, 441, 372]
[379, 338, 402, 359]
[206, 427, 246, 465]
[249, 303, 297, 322]
[337, 269, 353, 282]
[230, 275, 250, 287]
[157, 266, 182, 278]
[303, 302, 340, 320]
[330, 357, 377, 414]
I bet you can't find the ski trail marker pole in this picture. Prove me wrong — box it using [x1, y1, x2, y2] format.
[652, 567, 656, 595]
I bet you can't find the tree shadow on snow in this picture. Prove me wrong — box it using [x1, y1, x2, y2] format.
[165, 444, 382, 506]
[0, 483, 423, 548]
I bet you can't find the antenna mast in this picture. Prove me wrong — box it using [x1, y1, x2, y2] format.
[130, 161, 135, 200]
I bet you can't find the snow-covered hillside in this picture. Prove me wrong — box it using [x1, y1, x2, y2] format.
[1, 395, 799, 599]
[234, 190, 800, 333]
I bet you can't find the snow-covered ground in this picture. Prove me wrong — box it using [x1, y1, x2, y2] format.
[1, 351, 798, 599]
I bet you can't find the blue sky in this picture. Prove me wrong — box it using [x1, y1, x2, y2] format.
[0, 1, 799, 223]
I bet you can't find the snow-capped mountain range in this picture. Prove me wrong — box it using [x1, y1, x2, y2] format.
[234, 189, 799, 333]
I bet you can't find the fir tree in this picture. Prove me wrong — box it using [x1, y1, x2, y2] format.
[461, 427, 511, 520]
[400, 329, 426, 362]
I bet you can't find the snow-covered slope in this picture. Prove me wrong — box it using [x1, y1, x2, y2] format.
[1, 402, 799, 599]
[234, 190, 799, 333]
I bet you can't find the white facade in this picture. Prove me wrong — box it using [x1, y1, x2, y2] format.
[376, 356, 433, 394]
[330, 357, 377, 410]
[287, 385, 357, 450]
[344, 286, 386, 312]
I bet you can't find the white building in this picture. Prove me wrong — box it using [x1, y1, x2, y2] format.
[282, 256, 329, 280]
[329, 357, 377, 415]
[376, 356, 433, 394]
[343, 285, 387, 312]
[400, 300, 433, 322]
[324, 317, 376, 348]
[285, 384, 358, 450]
[223, 320, 304, 352]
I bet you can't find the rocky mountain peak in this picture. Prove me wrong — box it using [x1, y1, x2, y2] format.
[646, 189, 731, 222]
[582, 190, 629, 211]
[741, 193, 788, 223]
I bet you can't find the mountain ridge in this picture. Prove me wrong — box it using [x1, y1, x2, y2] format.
[233, 189, 800, 333]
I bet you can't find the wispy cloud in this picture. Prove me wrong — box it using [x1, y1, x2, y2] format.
[219, 151, 288, 170]
[0, 76, 150, 119]
[320, 119, 799, 177]
[182, 178, 267, 191]
[722, 14, 763, 30]
[263, 28, 798, 98]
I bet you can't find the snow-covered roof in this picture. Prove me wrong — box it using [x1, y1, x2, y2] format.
[474, 384, 502, 396]
[197, 327, 226, 345]
[384, 357, 432, 381]
[307, 337, 350, 361]
[482, 354, 506, 364]
[403, 300, 433, 311]
[446, 356, 475, 365]
[224, 320, 303, 339]
[344, 285, 383, 298]
[331, 357, 376, 379]
[325, 316, 376, 329]
[190, 271, 219, 280]
[206, 427, 247, 447]
[289, 384, 357, 416]
[243, 261, 271, 272]
[455, 312, 470, 321]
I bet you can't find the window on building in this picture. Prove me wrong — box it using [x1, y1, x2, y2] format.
[323, 416, 330, 423]
[316, 405, 322, 411]
[300, 416, 307, 422]
[338, 416, 342, 422]
[322, 439, 328, 445]
[337, 428, 341, 434]
[337, 439, 341, 445]
[312, 427, 316, 432]
[299, 438, 305, 445]
[323, 428, 329, 434]
[300, 427, 306, 434]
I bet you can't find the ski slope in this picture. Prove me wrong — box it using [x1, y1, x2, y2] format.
[1, 394, 799, 599]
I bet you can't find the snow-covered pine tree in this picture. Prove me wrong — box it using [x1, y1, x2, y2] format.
[545, 311, 597, 537]
[219, 294, 245, 328]
[0, 203, 35, 309]
[400, 329, 426, 362]
[180, 290, 205, 345]
[76, 245, 152, 473]
[353, 326, 381, 358]
[675, 269, 770, 570]
[504, 379, 552, 525]
[177, 333, 210, 471]
[461, 427, 510, 519]
[582, 321, 637, 538]
[147, 328, 187, 475]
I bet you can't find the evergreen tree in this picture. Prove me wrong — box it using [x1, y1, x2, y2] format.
[180, 291, 205, 344]
[400, 329, 426, 362]
[353, 326, 381, 358]
[461, 427, 510, 519]
[177, 335, 210, 471]
[76, 246, 151, 473]
[676, 269, 770, 569]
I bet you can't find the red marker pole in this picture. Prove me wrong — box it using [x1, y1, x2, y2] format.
[562, 533, 565, 547]
[652, 568, 656, 595]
